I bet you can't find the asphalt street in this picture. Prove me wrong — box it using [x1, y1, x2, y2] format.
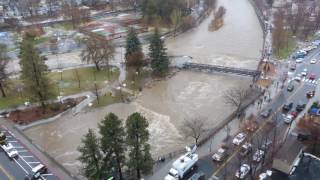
[203, 46, 320, 180]
[0, 127, 59, 180]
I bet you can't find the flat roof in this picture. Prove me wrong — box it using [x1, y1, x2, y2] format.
[274, 135, 303, 163]
[290, 153, 320, 180]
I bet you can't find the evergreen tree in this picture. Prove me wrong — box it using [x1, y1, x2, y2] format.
[149, 28, 169, 75]
[78, 129, 105, 180]
[20, 34, 55, 110]
[99, 113, 126, 180]
[0, 43, 9, 97]
[125, 28, 144, 68]
[126, 112, 153, 178]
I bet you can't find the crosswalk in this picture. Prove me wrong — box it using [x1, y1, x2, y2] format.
[301, 77, 319, 86]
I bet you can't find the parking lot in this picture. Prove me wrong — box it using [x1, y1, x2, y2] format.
[0, 126, 59, 180]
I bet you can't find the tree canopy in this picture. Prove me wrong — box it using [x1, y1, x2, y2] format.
[149, 28, 169, 75]
[20, 34, 55, 109]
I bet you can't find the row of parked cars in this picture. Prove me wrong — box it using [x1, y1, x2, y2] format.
[211, 132, 272, 179]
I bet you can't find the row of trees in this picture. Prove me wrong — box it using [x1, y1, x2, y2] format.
[77, 112, 153, 180]
[272, 2, 320, 56]
[125, 28, 169, 76]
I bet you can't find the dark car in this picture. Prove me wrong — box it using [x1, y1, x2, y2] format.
[296, 104, 306, 112]
[287, 84, 294, 92]
[283, 102, 293, 112]
[307, 91, 315, 98]
[261, 108, 272, 118]
[189, 171, 205, 180]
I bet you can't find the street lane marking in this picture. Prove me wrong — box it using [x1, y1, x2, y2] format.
[7, 141, 17, 143]
[13, 147, 24, 149]
[20, 156, 33, 158]
[13, 158, 29, 175]
[20, 156, 33, 169]
[211, 82, 305, 177]
[17, 150, 27, 153]
[27, 162, 40, 164]
[0, 165, 14, 180]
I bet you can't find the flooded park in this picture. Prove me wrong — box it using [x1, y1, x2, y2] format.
[24, 0, 263, 177]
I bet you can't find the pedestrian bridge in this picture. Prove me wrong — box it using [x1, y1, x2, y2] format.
[182, 62, 261, 80]
[169, 56, 261, 81]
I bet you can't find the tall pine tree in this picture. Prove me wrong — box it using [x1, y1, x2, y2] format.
[125, 28, 144, 68]
[99, 113, 126, 180]
[126, 112, 153, 179]
[78, 129, 105, 180]
[20, 34, 55, 110]
[149, 28, 169, 76]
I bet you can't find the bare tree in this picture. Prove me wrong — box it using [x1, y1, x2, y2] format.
[286, 3, 306, 35]
[171, 9, 182, 37]
[273, 10, 288, 57]
[81, 37, 115, 71]
[0, 44, 10, 98]
[62, 1, 89, 28]
[297, 114, 320, 154]
[223, 87, 251, 123]
[183, 118, 207, 145]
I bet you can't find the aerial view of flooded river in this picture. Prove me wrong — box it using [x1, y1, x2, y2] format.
[24, 0, 263, 177]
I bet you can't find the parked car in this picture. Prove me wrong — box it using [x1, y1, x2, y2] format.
[188, 171, 205, 180]
[261, 140, 272, 151]
[283, 102, 293, 112]
[296, 103, 306, 112]
[0, 143, 18, 159]
[301, 68, 308, 76]
[310, 59, 317, 64]
[287, 84, 294, 92]
[295, 58, 303, 63]
[235, 164, 251, 179]
[290, 64, 296, 70]
[233, 133, 247, 146]
[307, 90, 315, 98]
[261, 108, 272, 118]
[284, 114, 294, 124]
[291, 111, 298, 119]
[31, 164, 47, 179]
[309, 74, 316, 80]
[253, 149, 265, 162]
[294, 76, 301, 82]
[212, 147, 228, 162]
[239, 142, 252, 157]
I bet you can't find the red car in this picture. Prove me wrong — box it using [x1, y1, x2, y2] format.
[309, 74, 316, 80]
[291, 111, 298, 119]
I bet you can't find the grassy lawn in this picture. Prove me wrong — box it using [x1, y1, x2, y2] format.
[92, 91, 128, 108]
[123, 69, 151, 91]
[0, 96, 28, 109]
[50, 67, 120, 96]
[0, 67, 120, 109]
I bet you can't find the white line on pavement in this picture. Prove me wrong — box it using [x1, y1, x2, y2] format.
[13, 158, 29, 175]
[17, 150, 28, 153]
[20, 156, 33, 158]
[7, 141, 17, 143]
[27, 162, 40, 164]
[13, 146, 24, 149]
[20, 156, 33, 169]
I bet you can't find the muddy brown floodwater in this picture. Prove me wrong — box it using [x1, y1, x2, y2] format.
[24, 0, 263, 178]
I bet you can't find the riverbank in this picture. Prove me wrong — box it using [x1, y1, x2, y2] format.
[21, 0, 264, 178]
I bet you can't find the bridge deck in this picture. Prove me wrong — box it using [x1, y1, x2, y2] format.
[183, 63, 261, 77]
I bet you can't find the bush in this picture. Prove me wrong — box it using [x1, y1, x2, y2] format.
[181, 16, 196, 32]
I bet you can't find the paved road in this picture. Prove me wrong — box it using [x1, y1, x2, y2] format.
[0, 126, 59, 180]
[204, 45, 320, 180]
